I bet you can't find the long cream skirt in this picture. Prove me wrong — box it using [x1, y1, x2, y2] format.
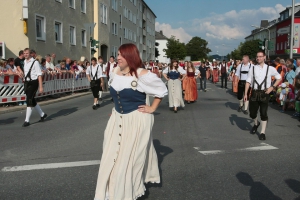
[94, 108, 160, 200]
[167, 79, 185, 107]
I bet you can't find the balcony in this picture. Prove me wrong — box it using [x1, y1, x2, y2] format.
[143, 14, 146, 21]
[143, 29, 146, 36]
[143, 45, 146, 51]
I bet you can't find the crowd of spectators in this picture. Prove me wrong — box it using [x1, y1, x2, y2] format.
[1, 50, 300, 121]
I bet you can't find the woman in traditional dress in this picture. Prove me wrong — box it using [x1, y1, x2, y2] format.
[183, 61, 198, 103]
[163, 59, 186, 113]
[94, 43, 168, 200]
[212, 61, 219, 84]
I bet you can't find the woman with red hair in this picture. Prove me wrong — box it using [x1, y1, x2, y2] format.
[94, 43, 168, 200]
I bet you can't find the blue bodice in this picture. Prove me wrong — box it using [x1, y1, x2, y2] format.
[110, 87, 146, 114]
[168, 71, 181, 80]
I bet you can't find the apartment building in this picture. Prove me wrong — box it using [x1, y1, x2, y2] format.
[0, 0, 94, 61]
[94, 0, 156, 62]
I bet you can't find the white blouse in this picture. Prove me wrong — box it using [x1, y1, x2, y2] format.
[110, 71, 168, 98]
[162, 66, 186, 74]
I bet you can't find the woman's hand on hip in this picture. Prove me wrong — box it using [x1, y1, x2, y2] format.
[138, 105, 155, 114]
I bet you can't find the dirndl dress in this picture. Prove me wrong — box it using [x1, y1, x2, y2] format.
[94, 68, 168, 200]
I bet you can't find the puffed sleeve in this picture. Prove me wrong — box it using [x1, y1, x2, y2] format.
[178, 66, 186, 74]
[162, 67, 169, 74]
[137, 72, 168, 98]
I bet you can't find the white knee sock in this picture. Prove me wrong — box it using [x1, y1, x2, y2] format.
[99, 91, 102, 98]
[35, 104, 44, 117]
[254, 117, 258, 125]
[244, 101, 249, 110]
[261, 120, 267, 134]
[25, 107, 33, 122]
[239, 100, 243, 107]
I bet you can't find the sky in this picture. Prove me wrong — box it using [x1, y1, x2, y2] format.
[144, 0, 300, 56]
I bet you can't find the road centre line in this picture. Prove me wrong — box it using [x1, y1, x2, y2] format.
[1, 160, 100, 172]
[193, 143, 278, 155]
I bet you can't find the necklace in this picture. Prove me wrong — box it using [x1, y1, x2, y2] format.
[121, 71, 130, 76]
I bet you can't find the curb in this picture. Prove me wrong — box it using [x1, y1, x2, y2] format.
[0, 91, 92, 115]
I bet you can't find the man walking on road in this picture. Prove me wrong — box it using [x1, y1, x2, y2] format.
[22, 48, 47, 127]
[219, 60, 228, 89]
[244, 51, 281, 140]
[235, 55, 252, 114]
[199, 62, 207, 91]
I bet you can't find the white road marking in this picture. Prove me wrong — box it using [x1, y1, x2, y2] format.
[1, 160, 100, 172]
[195, 143, 278, 155]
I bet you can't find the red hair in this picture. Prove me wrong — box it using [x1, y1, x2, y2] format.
[118, 43, 142, 77]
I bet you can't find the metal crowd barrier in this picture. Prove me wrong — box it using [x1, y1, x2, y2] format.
[0, 72, 89, 104]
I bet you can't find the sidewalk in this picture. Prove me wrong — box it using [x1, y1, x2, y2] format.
[0, 91, 93, 115]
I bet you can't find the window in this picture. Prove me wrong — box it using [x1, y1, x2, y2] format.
[119, 14, 122, 28]
[112, 0, 118, 11]
[70, 26, 76, 45]
[55, 0, 62, 3]
[124, 6, 128, 18]
[69, 0, 75, 9]
[81, 0, 86, 13]
[100, 4, 107, 24]
[124, 28, 128, 39]
[112, 22, 117, 35]
[133, 0, 136, 6]
[112, 46, 118, 58]
[277, 43, 279, 51]
[36, 15, 46, 41]
[128, 9, 131, 21]
[280, 42, 283, 50]
[55, 21, 62, 43]
[120, 0, 122, 6]
[133, 14, 136, 24]
[81, 29, 86, 46]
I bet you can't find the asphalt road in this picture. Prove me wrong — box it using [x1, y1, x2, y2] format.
[1, 80, 300, 200]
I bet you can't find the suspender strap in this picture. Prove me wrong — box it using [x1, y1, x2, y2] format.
[240, 64, 251, 78]
[253, 65, 269, 90]
[90, 65, 99, 80]
[25, 60, 36, 81]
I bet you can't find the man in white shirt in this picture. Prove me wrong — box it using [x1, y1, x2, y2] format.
[45, 54, 60, 73]
[98, 56, 107, 94]
[22, 48, 47, 127]
[86, 57, 104, 110]
[106, 56, 118, 80]
[235, 55, 252, 114]
[244, 50, 281, 140]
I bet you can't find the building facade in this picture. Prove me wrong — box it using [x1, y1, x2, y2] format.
[0, 0, 94, 61]
[155, 30, 169, 63]
[93, 0, 156, 62]
[245, 5, 300, 59]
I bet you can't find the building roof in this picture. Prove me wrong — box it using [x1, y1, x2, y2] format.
[155, 31, 168, 40]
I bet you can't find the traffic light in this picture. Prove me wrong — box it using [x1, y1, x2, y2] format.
[258, 40, 265, 50]
[90, 37, 99, 55]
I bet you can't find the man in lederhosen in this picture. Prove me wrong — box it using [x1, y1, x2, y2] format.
[86, 57, 104, 110]
[22, 48, 47, 127]
[244, 51, 281, 140]
[235, 55, 252, 114]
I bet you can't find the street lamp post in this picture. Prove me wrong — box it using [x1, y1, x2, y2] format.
[290, 0, 295, 59]
[251, 25, 270, 59]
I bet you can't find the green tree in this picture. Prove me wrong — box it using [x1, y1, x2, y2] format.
[185, 36, 211, 61]
[163, 36, 186, 60]
[240, 39, 261, 59]
[229, 42, 243, 60]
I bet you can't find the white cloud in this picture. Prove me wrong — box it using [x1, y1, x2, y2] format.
[155, 22, 192, 43]
[155, 3, 292, 55]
